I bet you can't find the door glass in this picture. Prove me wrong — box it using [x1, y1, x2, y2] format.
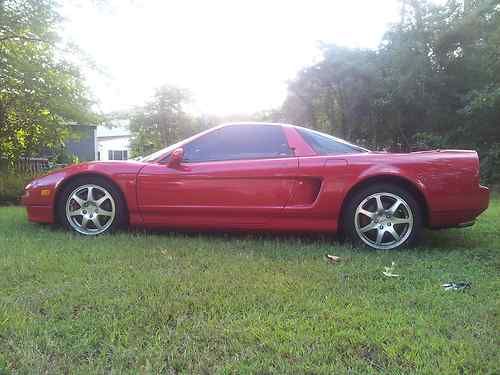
[183, 125, 292, 162]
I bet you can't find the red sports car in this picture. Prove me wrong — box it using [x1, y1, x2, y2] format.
[22, 122, 490, 250]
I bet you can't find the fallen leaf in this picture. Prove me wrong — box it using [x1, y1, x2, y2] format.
[325, 254, 341, 263]
[382, 262, 400, 277]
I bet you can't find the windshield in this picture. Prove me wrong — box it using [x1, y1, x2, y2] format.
[139, 126, 218, 162]
[139, 139, 186, 162]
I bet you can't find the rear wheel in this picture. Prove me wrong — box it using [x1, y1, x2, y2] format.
[57, 177, 126, 235]
[343, 184, 422, 250]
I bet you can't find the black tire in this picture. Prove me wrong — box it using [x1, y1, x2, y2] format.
[343, 183, 422, 250]
[56, 176, 127, 235]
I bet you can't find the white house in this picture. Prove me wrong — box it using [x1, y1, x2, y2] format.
[96, 122, 131, 161]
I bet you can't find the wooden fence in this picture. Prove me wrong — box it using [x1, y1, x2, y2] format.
[1, 157, 51, 175]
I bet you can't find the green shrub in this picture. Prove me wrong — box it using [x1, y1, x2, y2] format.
[412, 132, 449, 150]
[0, 173, 34, 205]
[479, 143, 500, 186]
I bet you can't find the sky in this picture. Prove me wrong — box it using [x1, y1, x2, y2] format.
[60, 0, 404, 116]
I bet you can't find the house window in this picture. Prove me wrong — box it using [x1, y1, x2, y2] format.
[108, 150, 128, 160]
[97, 151, 101, 161]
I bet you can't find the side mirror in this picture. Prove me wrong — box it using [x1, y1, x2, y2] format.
[168, 148, 184, 168]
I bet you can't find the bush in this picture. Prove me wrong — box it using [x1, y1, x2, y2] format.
[0, 173, 34, 205]
[412, 132, 449, 151]
[479, 143, 500, 186]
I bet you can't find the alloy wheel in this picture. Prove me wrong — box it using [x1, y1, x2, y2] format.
[65, 184, 116, 235]
[354, 192, 413, 250]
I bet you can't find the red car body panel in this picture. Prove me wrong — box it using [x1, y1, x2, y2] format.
[138, 157, 299, 227]
[22, 124, 490, 233]
[22, 162, 145, 226]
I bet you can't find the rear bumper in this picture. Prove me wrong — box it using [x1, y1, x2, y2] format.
[429, 185, 489, 229]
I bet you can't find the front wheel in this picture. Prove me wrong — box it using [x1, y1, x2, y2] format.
[343, 184, 422, 250]
[57, 177, 126, 235]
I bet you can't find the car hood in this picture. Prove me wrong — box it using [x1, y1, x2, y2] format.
[27, 160, 150, 190]
[56, 160, 149, 174]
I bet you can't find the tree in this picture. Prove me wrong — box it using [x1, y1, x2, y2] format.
[281, 0, 500, 166]
[283, 45, 383, 147]
[129, 85, 196, 157]
[0, 0, 100, 165]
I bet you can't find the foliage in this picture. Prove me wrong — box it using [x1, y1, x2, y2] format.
[0, 0, 100, 166]
[480, 142, 500, 184]
[281, 0, 500, 168]
[0, 172, 34, 204]
[129, 85, 199, 158]
[0, 199, 499, 372]
[50, 145, 79, 165]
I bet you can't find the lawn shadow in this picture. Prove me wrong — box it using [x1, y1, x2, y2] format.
[127, 224, 494, 259]
[128, 226, 339, 242]
[127, 226, 384, 259]
[417, 228, 491, 252]
[20, 219, 491, 258]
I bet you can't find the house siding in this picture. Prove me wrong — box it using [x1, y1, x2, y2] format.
[66, 125, 96, 161]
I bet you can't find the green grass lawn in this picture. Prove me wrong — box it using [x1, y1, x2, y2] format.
[0, 199, 499, 374]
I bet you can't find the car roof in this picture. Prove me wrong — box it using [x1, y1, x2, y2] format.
[218, 122, 301, 129]
[216, 122, 369, 152]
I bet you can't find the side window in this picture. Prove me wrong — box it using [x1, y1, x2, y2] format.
[183, 125, 292, 162]
[297, 128, 362, 154]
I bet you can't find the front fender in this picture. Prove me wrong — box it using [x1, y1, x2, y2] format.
[23, 162, 147, 225]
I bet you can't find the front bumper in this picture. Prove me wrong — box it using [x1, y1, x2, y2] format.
[21, 190, 55, 224]
[24, 205, 54, 224]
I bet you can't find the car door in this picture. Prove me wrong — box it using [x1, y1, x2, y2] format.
[137, 125, 298, 228]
